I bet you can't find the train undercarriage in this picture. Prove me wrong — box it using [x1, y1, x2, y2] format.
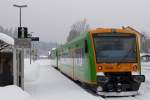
[95, 72, 145, 96]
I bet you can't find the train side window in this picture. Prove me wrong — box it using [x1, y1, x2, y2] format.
[85, 39, 88, 53]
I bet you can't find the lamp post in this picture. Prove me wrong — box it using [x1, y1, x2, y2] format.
[13, 4, 27, 89]
[29, 32, 33, 64]
[13, 4, 27, 27]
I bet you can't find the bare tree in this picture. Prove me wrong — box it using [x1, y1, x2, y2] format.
[13, 27, 18, 38]
[141, 31, 146, 53]
[141, 31, 150, 53]
[0, 25, 4, 33]
[0, 25, 16, 38]
[67, 18, 90, 42]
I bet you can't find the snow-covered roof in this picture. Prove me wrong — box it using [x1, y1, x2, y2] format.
[140, 53, 150, 57]
[0, 33, 14, 45]
[48, 51, 51, 55]
[52, 48, 56, 50]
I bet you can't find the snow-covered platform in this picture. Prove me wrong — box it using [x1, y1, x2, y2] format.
[0, 85, 31, 100]
[24, 59, 150, 100]
[24, 59, 103, 100]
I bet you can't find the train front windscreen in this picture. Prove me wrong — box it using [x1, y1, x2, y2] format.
[93, 34, 137, 63]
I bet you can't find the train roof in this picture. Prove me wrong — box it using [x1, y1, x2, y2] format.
[58, 27, 141, 50]
[62, 32, 86, 48]
[89, 27, 141, 35]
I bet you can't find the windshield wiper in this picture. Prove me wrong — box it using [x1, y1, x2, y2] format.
[116, 48, 134, 66]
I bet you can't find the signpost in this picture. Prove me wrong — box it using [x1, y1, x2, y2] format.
[14, 27, 39, 89]
[31, 37, 39, 41]
[13, 4, 27, 89]
[30, 37, 39, 64]
[15, 38, 31, 48]
[18, 27, 28, 38]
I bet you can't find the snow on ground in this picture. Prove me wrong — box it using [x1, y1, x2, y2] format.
[137, 62, 150, 100]
[23, 58, 150, 100]
[0, 85, 31, 100]
[24, 59, 103, 100]
[24, 59, 40, 82]
[141, 62, 150, 70]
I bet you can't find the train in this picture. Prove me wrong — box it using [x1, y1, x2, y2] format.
[50, 27, 145, 96]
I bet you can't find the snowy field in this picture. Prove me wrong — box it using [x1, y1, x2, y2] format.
[0, 59, 150, 100]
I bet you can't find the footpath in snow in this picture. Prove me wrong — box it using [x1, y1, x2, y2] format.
[24, 59, 103, 100]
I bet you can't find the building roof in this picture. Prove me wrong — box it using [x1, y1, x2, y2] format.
[0, 33, 14, 45]
[141, 53, 150, 57]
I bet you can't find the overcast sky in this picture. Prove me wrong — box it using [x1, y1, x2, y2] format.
[0, 0, 150, 43]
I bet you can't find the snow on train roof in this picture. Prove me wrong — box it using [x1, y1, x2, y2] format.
[0, 33, 14, 45]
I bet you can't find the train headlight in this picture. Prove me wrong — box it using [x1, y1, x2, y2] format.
[132, 65, 139, 75]
[132, 65, 137, 71]
[98, 66, 102, 70]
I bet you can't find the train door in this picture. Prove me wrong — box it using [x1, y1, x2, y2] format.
[73, 45, 83, 81]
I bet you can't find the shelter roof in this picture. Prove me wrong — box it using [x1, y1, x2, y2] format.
[0, 33, 14, 45]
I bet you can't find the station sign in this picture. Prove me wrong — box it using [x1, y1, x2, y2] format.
[18, 27, 28, 38]
[31, 37, 39, 41]
[15, 38, 31, 48]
